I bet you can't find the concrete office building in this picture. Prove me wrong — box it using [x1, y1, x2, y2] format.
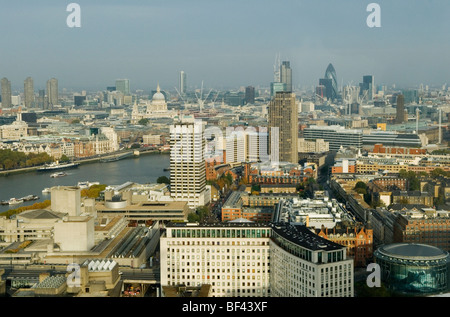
[160, 222, 354, 297]
[270, 223, 354, 297]
[160, 222, 272, 297]
[170, 119, 209, 209]
[268, 91, 298, 164]
[303, 125, 363, 151]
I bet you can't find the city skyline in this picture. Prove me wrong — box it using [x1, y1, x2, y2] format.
[0, 1, 449, 91]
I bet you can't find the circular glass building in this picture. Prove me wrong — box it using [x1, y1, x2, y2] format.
[374, 243, 449, 295]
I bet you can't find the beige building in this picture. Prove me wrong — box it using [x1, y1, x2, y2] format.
[143, 134, 161, 145]
[0, 120, 28, 140]
[298, 138, 329, 153]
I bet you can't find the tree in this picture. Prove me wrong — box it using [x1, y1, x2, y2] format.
[138, 118, 149, 126]
[157, 176, 170, 184]
[60, 154, 70, 162]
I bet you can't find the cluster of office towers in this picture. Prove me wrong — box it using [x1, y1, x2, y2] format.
[0, 77, 58, 109]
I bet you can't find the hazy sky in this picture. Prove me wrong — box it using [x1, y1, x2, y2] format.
[1, 0, 449, 92]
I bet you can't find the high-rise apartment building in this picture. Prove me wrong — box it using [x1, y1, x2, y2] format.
[46, 78, 58, 107]
[1, 78, 12, 108]
[24, 77, 34, 108]
[268, 91, 298, 164]
[160, 222, 354, 297]
[115, 79, 130, 96]
[169, 119, 209, 209]
[280, 61, 292, 92]
[179, 71, 187, 95]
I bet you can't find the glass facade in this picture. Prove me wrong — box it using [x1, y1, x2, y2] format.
[375, 247, 449, 295]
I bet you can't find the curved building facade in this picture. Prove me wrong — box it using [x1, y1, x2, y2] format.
[324, 64, 338, 101]
[374, 243, 449, 295]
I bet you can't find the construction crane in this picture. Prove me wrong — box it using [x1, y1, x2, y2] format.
[195, 81, 212, 113]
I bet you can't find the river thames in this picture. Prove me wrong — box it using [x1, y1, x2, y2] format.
[0, 152, 170, 213]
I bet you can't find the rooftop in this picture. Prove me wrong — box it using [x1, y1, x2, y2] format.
[270, 222, 345, 252]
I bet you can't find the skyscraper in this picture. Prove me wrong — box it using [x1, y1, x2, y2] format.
[268, 91, 298, 164]
[360, 75, 374, 101]
[115, 79, 130, 95]
[396, 94, 407, 124]
[280, 61, 292, 92]
[169, 119, 209, 209]
[1, 78, 12, 108]
[245, 86, 255, 104]
[319, 78, 333, 101]
[179, 71, 187, 95]
[37, 89, 45, 109]
[323, 63, 338, 101]
[46, 78, 58, 107]
[24, 77, 34, 108]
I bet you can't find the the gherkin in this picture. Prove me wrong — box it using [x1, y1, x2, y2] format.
[324, 63, 338, 101]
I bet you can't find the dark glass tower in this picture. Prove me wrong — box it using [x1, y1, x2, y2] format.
[324, 63, 338, 101]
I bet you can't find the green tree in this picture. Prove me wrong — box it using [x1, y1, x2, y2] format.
[157, 176, 170, 184]
[60, 154, 70, 162]
[138, 118, 149, 126]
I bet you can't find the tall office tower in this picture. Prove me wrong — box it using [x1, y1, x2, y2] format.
[396, 94, 407, 124]
[360, 75, 374, 101]
[169, 119, 209, 209]
[46, 78, 58, 107]
[1, 77, 12, 108]
[245, 86, 255, 104]
[324, 63, 338, 101]
[280, 61, 292, 92]
[37, 90, 45, 109]
[179, 71, 187, 94]
[319, 78, 333, 101]
[115, 79, 130, 95]
[268, 91, 298, 164]
[24, 77, 34, 108]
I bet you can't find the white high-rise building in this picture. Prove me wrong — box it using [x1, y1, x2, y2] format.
[170, 119, 209, 209]
[179, 71, 187, 95]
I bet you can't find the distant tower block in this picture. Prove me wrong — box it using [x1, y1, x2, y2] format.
[51, 186, 81, 217]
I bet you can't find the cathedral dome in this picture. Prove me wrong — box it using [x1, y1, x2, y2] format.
[152, 84, 165, 102]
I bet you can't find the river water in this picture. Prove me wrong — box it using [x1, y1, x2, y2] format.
[0, 153, 170, 213]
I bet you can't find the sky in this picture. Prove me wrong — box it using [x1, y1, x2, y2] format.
[0, 0, 449, 93]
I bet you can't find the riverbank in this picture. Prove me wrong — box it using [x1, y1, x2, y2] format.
[0, 148, 168, 177]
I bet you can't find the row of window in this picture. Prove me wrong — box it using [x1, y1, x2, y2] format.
[170, 228, 271, 238]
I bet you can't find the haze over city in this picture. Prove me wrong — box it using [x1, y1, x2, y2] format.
[1, 0, 450, 91]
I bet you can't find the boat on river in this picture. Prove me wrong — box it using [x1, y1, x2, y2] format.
[37, 161, 80, 172]
[50, 172, 67, 178]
